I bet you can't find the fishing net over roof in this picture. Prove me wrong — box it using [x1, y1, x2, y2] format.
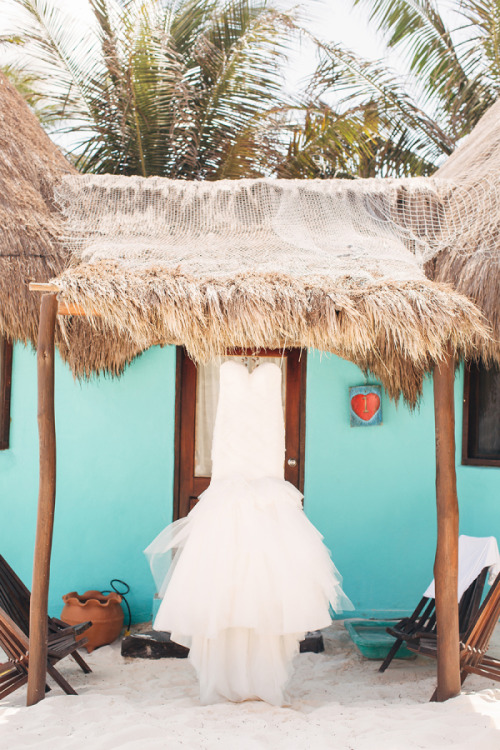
[50, 173, 492, 404]
[56, 173, 493, 280]
[0, 66, 495, 398]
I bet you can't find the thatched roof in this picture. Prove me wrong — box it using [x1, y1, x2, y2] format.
[0, 71, 144, 374]
[0, 70, 494, 402]
[46, 174, 488, 405]
[428, 97, 500, 363]
[0, 71, 71, 343]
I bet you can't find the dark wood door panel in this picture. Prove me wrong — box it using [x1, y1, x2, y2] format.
[173, 348, 307, 520]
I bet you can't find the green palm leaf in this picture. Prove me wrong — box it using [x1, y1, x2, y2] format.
[3, 0, 297, 178]
[353, 0, 499, 139]
[310, 39, 453, 171]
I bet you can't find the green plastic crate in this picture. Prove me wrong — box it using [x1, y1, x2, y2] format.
[344, 619, 416, 660]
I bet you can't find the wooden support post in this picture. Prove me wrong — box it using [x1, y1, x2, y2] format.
[27, 293, 58, 706]
[433, 346, 461, 702]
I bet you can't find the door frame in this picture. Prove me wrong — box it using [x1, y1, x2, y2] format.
[173, 347, 307, 521]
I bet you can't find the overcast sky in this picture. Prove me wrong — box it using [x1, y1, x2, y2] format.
[278, 0, 390, 91]
[0, 0, 387, 69]
[282, 0, 386, 58]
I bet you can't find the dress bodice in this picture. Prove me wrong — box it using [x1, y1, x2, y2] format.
[210, 361, 285, 481]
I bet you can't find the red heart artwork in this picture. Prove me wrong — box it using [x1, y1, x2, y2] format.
[351, 392, 381, 421]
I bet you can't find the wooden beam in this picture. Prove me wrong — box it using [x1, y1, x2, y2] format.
[29, 284, 100, 317]
[0, 338, 13, 450]
[27, 293, 58, 706]
[29, 282, 60, 293]
[433, 345, 461, 702]
[57, 301, 95, 316]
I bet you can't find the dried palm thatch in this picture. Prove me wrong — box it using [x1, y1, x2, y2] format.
[47, 174, 490, 405]
[0, 71, 70, 344]
[0, 68, 494, 400]
[54, 262, 486, 404]
[428, 97, 500, 363]
[0, 71, 143, 375]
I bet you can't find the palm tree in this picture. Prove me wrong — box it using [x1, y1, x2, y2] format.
[284, 1, 500, 179]
[4, 0, 475, 180]
[3, 0, 297, 178]
[278, 44, 453, 178]
[276, 103, 380, 179]
[352, 0, 500, 143]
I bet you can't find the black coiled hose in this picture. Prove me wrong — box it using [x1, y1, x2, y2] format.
[101, 579, 132, 634]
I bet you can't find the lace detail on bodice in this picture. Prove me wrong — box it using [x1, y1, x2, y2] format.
[211, 361, 285, 481]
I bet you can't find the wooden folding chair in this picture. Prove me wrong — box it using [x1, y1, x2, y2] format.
[0, 555, 92, 695]
[0, 609, 29, 700]
[458, 572, 500, 684]
[0, 605, 91, 700]
[407, 573, 500, 698]
[379, 566, 488, 672]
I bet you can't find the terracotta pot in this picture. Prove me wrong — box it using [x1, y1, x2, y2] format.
[61, 590, 124, 653]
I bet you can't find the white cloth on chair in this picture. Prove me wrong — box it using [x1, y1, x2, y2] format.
[424, 535, 500, 601]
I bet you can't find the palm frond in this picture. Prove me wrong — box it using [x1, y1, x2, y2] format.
[4, 0, 298, 178]
[353, 0, 499, 138]
[312, 39, 453, 166]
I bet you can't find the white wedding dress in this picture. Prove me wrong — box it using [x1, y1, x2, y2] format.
[145, 361, 352, 705]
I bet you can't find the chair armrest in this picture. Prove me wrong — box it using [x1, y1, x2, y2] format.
[49, 617, 69, 629]
[48, 636, 88, 660]
[50, 618, 92, 636]
[413, 631, 437, 640]
[73, 621, 92, 636]
[48, 621, 92, 641]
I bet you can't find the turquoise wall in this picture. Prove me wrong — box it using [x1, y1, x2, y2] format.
[0, 343, 176, 624]
[305, 352, 500, 616]
[0, 344, 498, 623]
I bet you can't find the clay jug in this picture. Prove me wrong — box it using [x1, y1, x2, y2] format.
[61, 590, 124, 652]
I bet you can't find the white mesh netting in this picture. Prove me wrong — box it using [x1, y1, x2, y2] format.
[55, 174, 498, 285]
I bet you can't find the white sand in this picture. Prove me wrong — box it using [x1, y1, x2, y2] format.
[1, 623, 500, 749]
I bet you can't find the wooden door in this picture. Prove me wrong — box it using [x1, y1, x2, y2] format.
[173, 348, 307, 520]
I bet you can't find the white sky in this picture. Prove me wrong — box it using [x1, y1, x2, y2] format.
[282, 0, 386, 59]
[0, 0, 387, 71]
[277, 0, 390, 93]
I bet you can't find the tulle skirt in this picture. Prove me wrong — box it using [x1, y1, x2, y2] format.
[145, 476, 352, 705]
